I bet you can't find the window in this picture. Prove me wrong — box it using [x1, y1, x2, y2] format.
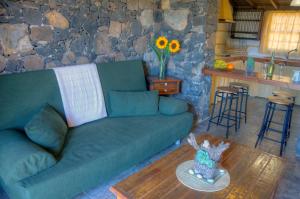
[260, 11, 300, 57]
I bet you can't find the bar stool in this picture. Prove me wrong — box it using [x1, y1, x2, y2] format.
[255, 96, 294, 156]
[207, 86, 239, 138]
[269, 91, 296, 138]
[229, 82, 249, 129]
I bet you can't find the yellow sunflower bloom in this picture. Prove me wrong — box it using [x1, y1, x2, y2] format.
[169, 40, 180, 53]
[156, 36, 168, 49]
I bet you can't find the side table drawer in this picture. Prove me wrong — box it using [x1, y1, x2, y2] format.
[152, 82, 178, 90]
[148, 76, 181, 95]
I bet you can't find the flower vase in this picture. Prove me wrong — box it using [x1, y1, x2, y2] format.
[159, 61, 166, 80]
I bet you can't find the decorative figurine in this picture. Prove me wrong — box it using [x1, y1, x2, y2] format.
[187, 133, 230, 183]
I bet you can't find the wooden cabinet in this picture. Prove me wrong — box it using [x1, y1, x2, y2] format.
[148, 76, 181, 95]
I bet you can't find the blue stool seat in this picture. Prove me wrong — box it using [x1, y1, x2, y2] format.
[207, 86, 239, 138]
[255, 96, 294, 156]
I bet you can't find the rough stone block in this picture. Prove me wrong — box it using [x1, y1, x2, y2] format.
[109, 21, 122, 38]
[48, 0, 57, 9]
[134, 36, 147, 54]
[45, 11, 69, 29]
[161, 0, 171, 10]
[30, 25, 53, 44]
[23, 8, 42, 25]
[76, 56, 90, 65]
[0, 55, 6, 72]
[61, 51, 76, 65]
[0, 23, 33, 56]
[95, 32, 112, 55]
[6, 59, 23, 72]
[164, 9, 189, 31]
[127, 0, 139, 10]
[140, 10, 154, 28]
[23, 54, 44, 70]
[139, 0, 154, 9]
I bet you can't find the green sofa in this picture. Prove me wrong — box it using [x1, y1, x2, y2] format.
[0, 60, 193, 199]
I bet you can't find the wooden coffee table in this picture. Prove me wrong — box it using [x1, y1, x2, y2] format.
[110, 134, 285, 199]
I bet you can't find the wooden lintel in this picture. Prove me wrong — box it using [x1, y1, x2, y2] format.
[246, 0, 255, 7]
[270, 0, 278, 9]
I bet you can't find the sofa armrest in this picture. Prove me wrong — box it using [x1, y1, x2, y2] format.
[159, 96, 188, 115]
[0, 130, 56, 184]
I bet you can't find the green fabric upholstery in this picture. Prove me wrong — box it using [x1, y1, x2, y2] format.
[0, 130, 56, 185]
[0, 60, 193, 199]
[0, 70, 64, 131]
[159, 96, 189, 115]
[109, 91, 159, 117]
[97, 60, 147, 115]
[25, 105, 68, 156]
[7, 113, 192, 199]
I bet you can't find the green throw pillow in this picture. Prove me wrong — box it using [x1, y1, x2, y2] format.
[25, 105, 68, 155]
[109, 90, 159, 117]
[0, 130, 57, 183]
[159, 96, 188, 115]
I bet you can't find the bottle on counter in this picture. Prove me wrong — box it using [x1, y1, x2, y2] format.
[246, 57, 255, 75]
[267, 52, 275, 79]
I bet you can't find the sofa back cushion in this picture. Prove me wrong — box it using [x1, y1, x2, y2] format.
[0, 70, 64, 131]
[97, 60, 147, 116]
[109, 91, 159, 117]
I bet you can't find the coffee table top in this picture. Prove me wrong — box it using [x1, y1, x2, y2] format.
[110, 134, 286, 199]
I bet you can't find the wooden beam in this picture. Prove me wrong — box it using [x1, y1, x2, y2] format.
[270, 0, 278, 9]
[246, 0, 255, 7]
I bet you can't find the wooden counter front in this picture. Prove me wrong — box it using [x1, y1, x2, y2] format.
[202, 67, 300, 91]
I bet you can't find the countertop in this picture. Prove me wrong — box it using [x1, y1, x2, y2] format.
[217, 55, 300, 67]
[202, 67, 300, 91]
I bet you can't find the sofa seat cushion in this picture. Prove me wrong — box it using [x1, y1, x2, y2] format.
[25, 105, 68, 156]
[109, 90, 159, 117]
[0, 130, 56, 185]
[17, 113, 192, 199]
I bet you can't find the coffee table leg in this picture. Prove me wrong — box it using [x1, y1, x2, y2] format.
[110, 187, 128, 199]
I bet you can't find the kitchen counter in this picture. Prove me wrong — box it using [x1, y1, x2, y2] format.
[218, 55, 300, 67]
[203, 67, 300, 105]
[203, 67, 300, 90]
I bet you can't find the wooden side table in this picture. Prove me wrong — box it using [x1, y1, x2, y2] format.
[148, 76, 181, 95]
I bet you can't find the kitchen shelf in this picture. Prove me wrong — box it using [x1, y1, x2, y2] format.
[231, 9, 264, 40]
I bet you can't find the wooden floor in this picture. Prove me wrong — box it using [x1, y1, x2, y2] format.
[110, 134, 285, 199]
[196, 97, 300, 199]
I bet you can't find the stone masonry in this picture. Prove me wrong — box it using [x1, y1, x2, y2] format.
[0, 0, 217, 121]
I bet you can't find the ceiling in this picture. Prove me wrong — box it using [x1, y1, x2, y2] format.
[231, 0, 300, 9]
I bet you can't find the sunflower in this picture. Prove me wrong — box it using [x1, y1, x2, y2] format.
[169, 40, 180, 53]
[156, 36, 168, 49]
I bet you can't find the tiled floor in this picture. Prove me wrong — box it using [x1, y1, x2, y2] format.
[0, 97, 299, 199]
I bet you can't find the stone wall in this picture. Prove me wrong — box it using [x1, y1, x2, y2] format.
[0, 0, 217, 121]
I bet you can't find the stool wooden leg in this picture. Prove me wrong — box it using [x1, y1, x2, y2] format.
[287, 104, 294, 138]
[235, 96, 238, 132]
[266, 103, 276, 133]
[244, 91, 249, 123]
[280, 106, 290, 156]
[217, 92, 224, 125]
[238, 91, 244, 129]
[255, 102, 271, 147]
[209, 75, 216, 108]
[207, 91, 218, 131]
[220, 94, 228, 124]
[226, 95, 233, 138]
